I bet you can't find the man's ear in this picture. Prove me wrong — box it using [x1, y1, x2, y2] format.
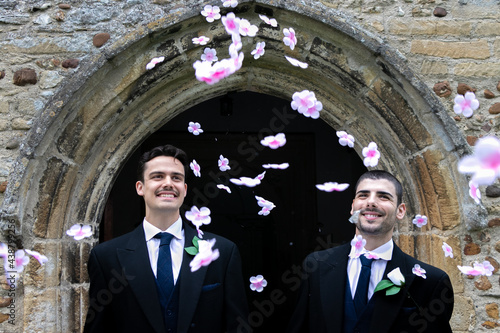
[184, 183, 187, 197]
[396, 203, 406, 220]
[136, 181, 144, 196]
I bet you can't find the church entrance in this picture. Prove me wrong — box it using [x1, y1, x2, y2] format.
[101, 91, 366, 331]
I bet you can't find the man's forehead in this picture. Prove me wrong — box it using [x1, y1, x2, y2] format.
[356, 178, 397, 196]
[145, 156, 185, 172]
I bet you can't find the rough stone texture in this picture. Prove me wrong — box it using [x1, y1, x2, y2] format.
[433, 81, 452, 97]
[485, 256, 499, 273]
[61, 58, 80, 69]
[0, 313, 9, 323]
[411, 40, 490, 59]
[475, 276, 492, 291]
[466, 135, 478, 146]
[482, 321, 500, 329]
[93, 33, 111, 48]
[433, 7, 447, 17]
[457, 83, 475, 95]
[450, 295, 475, 331]
[485, 89, 495, 99]
[486, 303, 499, 319]
[486, 186, 500, 198]
[455, 62, 500, 77]
[408, 150, 461, 231]
[489, 103, 500, 115]
[12, 68, 37, 86]
[464, 242, 481, 255]
[496, 241, 500, 253]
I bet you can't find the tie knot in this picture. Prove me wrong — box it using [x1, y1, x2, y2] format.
[154, 232, 174, 246]
[360, 255, 373, 267]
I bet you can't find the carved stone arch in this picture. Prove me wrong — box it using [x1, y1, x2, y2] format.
[0, 1, 484, 330]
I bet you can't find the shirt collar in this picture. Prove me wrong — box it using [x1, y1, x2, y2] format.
[349, 238, 393, 260]
[143, 216, 183, 241]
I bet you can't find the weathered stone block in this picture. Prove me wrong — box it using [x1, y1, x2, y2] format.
[455, 63, 500, 77]
[450, 295, 475, 331]
[475, 275, 492, 290]
[422, 61, 448, 75]
[24, 242, 61, 288]
[93, 33, 110, 48]
[13, 68, 37, 86]
[486, 303, 499, 319]
[33, 158, 78, 239]
[23, 289, 58, 331]
[489, 103, 500, 115]
[408, 150, 461, 230]
[415, 234, 463, 292]
[464, 242, 481, 255]
[433, 81, 452, 97]
[367, 78, 432, 152]
[411, 40, 490, 59]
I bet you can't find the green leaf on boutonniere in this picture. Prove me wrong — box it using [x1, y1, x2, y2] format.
[374, 279, 403, 296]
[184, 236, 201, 255]
[385, 285, 402, 296]
[374, 279, 394, 292]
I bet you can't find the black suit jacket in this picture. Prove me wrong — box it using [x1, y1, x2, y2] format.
[83, 222, 249, 333]
[287, 242, 454, 333]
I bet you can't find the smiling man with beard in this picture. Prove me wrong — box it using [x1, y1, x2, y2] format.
[83, 144, 248, 333]
[287, 170, 454, 333]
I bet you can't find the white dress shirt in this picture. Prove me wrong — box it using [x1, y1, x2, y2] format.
[347, 239, 393, 300]
[143, 217, 185, 284]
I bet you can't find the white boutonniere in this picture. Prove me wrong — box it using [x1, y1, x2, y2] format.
[375, 267, 405, 296]
[375, 267, 423, 311]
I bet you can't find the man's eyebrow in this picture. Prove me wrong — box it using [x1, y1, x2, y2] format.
[356, 189, 395, 198]
[147, 171, 185, 178]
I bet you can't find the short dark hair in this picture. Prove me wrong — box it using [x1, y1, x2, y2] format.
[136, 145, 189, 182]
[354, 170, 403, 205]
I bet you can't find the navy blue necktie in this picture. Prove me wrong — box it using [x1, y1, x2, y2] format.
[353, 255, 373, 315]
[155, 232, 175, 306]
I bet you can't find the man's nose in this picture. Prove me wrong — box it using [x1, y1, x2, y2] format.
[162, 176, 173, 187]
[366, 193, 377, 206]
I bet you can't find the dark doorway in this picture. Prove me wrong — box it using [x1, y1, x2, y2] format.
[101, 91, 366, 331]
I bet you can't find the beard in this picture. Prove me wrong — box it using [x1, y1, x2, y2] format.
[356, 209, 396, 236]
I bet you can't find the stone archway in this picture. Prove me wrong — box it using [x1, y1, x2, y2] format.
[0, 1, 484, 331]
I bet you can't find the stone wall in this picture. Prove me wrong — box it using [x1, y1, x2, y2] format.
[0, 0, 499, 332]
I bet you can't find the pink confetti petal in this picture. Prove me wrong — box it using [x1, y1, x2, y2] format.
[250, 275, 268, 292]
[66, 224, 93, 241]
[362, 142, 380, 167]
[315, 182, 349, 192]
[458, 136, 500, 186]
[190, 160, 201, 177]
[146, 56, 165, 70]
[412, 214, 428, 228]
[412, 264, 427, 279]
[283, 27, 297, 50]
[262, 163, 289, 169]
[190, 239, 220, 272]
[259, 14, 277, 27]
[188, 121, 204, 135]
[336, 131, 355, 148]
[260, 133, 286, 149]
[285, 56, 308, 69]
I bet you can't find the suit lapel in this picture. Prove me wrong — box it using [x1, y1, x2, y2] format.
[320, 243, 350, 332]
[177, 224, 209, 333]
[370, 244, 416, 333]
[116, 225, 165, 333]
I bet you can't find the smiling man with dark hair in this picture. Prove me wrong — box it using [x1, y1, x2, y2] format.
[288, 170, 454, 333]
[84, 144, 248, 333]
